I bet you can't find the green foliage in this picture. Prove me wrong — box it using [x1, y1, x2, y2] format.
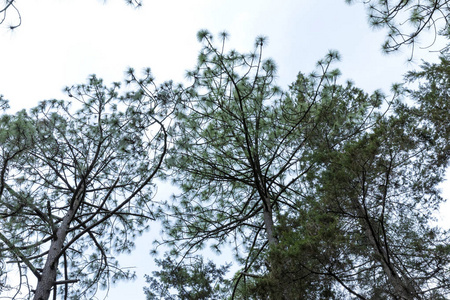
[144, 255, 231, 300]
[405, 54, 450, 163]
[236, 54, 450, 298]
[154, 32, 393, 298]
[147, 32, 450, 299]
[346, 0, 450, 55]
[307, 55, 450, 297]
[316, 117, 450, 297]
[247, 209, 350, 299]
[0, 96, 9, 110]
[0, 73, 172, 299]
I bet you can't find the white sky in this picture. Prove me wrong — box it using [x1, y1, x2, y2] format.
[0, 0, 448, 299]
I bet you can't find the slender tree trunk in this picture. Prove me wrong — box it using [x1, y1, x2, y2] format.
[34, 185, 84, 300]
[33, 216, 70, 300]
[365, 230, 418, 300]
[261, 195, 278, 245]
[352, 198, 419, 299]
[262, 195, 293, 300]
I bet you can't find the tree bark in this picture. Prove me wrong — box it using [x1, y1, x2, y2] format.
[352, 198, 420, 299]
[261, 195, 278, 245]
[34, 184, 84, 300]
[33, 220, 69, 300]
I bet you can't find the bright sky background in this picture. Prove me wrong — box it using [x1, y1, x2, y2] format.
[0, 0, 448, 299]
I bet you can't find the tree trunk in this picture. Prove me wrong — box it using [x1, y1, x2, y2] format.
[363, 225, 418, 299]
[261, 195, 278, 245]
[33, 220, 69, 300]
[34, 185, 84, 300]
[352, 198, 419, 299]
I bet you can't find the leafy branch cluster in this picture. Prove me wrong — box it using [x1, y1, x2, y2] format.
[347, 0, 450, 57]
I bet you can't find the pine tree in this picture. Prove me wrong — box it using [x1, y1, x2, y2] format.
[154, 31, 392, 298]
[0, 73, 175, 300]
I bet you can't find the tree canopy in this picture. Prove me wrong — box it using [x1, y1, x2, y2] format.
[0, 72, 175, 299]
[1, 1, 450, 298]
[1, 30, 449, 299]
[147, 32, 450, 299]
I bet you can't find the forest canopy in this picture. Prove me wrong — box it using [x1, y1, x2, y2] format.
[0, 1, 449, 300]
[144, 31, 450, 299]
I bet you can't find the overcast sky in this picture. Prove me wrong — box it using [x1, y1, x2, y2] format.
[0, 0, 448, 299]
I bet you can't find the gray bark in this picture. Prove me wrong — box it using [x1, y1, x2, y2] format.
[352, 198, 420, 299]
[33, 184, 84, 300]
[261, 195, 278, 245]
